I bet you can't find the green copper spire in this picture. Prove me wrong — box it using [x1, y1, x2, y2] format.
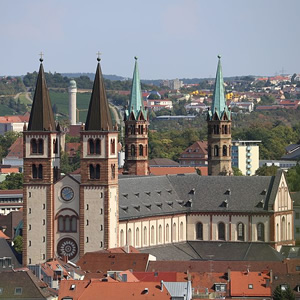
[126, 57, 147, 120]
[209, 55, 230, 120]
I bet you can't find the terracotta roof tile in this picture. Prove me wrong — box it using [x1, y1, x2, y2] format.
[6, 137, 23, 159]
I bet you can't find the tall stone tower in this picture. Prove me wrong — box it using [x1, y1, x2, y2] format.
[68, 79, 77, 125]
[124, 57, 149, 176]
[207, 56, 232, 176]
[79, 57, 119, 256]
[23, 58, 61, 265]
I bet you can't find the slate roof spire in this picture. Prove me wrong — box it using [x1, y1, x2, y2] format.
[208, 55, 231, 120]
[85, 57, 113, 131]
[28, 58, 56, 131]
[125, 57, 147, 120]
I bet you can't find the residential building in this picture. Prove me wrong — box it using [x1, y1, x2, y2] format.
[232, 140, 261, 175]
[0, 113, 29, 135]
[260, 160, 298, 170]
[2, 137, 23, 171]
[282, 144, 300, 161]
[179, 141, 208, 167]
[0, 190, 23, 216]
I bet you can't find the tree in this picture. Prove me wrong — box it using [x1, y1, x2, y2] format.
[286, 164, 300, 192]
[255, 165, 279, 176]
[273, 285, 295, 300]
[0, 173, 23, 190]
[13, 235, 22, 254]
[232, 167, 243, 176]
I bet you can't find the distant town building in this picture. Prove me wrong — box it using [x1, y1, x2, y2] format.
[0, 113, 29, 135]
[282, 144, 300, 161]
[260, 160, 298, 170]
[179, 141, 208, 167]
[161, 78, 183, 90]
[232, 140, 260, 176]
[2, 137, 23, 171]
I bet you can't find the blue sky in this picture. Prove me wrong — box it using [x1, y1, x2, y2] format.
[1, 0, 300, 79]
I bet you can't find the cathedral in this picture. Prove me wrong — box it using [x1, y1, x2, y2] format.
[23, 56, 294, 266]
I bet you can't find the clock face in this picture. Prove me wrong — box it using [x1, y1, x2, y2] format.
[57, 238, 78, 260]
[61, 187, 74, 201]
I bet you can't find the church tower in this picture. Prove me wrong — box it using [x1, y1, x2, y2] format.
[207, 56, 232, 176]
[23, 58, 61, 265]
[79, 57, 119, 256]
[124, 57, 149, 176]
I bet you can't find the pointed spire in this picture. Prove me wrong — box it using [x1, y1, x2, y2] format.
[85, 58, 113, 131]
[210, 55, 230, 120]
[126, 57, 146, 120]
[28, 61, 56, 131]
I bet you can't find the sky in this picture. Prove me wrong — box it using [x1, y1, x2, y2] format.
[1, 0, 300, 79]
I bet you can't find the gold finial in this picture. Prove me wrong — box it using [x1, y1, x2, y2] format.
[39, 51, 44, 62]
[96, 51, 101, 62]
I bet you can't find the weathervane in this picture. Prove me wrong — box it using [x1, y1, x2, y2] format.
[39, 51, 44, 62]
[96, 51, 101, 62]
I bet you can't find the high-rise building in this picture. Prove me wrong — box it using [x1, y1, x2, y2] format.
[207, 56, 232, 176]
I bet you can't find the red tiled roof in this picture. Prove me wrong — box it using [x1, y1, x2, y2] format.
[59, 280, 171, 300]
[133, 271, 183, 282]
[0, 114, 29, 123]
[65, 142, 80, 157]
[6, 137, 23, 159]
[68, 125, 82, 137]
[77, 252, 150, 273]
[0, 230, 10, 239]
[150, 166, 208, 176]
[230, 271, 271, 297]
[0, 189, 22, 195]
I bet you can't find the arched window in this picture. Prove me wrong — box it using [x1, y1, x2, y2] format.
[53, 138, 58, 154]
[136, 228, 140, 247]
[95, 164, 100, 179]
[95, 139, 101, 154]
[125, 145, 128, 159]
[218, 222, 225, 240]
[38, 139, 44, 154]
[53, 167, 59, 182]
[214, 145, 219, 157]
[111, 164, 115, 179]
[38, 164, 43, 179]
[196, 222, 203, 240]
[281, 217, 286, 241]
[145, 145, 148, 156]
[65, 217, 71, 232]
[225, 125, 228, 134]
[128, 229, 132, 246]
[257, 223, 265, 241]
[180, 222, 184, 241]
[223, 145, 227, 157]
[111, 139, 115, 155]
[166, 224, 170, 242]
[131, 144, 136, 156]
[58, 216, 64, 232]
[139, 144, 143, 156]
[31, 139, 37, 154]
[89, 164, 95, 179]
[120, 230, 124, 247]
[151, 226, 155, 244]
[88, 139, 95, 154]
[143, 226, 147, 246]
[237, 223, 245, 241]
[172, 223, 177, 242]
[71, 216, 77, 232]
[158, 225, 162, 244]
[32, 164, 37, 178]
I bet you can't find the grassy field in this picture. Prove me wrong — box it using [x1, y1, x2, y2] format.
[17, 93, 32, 105]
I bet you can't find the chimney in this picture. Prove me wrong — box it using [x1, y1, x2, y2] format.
[144, 288, 149, 294]
[270, 269, 273, 283]
[161, 280, 164, 292]
[227, 268, 231, 281]
[124, 244, 130, 253]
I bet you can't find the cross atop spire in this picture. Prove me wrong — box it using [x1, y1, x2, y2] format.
[125, 57, 147, 120]
[96, 51, 101, 62]
[208, 55, 230, 120]
[39, 52, 44, 62]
